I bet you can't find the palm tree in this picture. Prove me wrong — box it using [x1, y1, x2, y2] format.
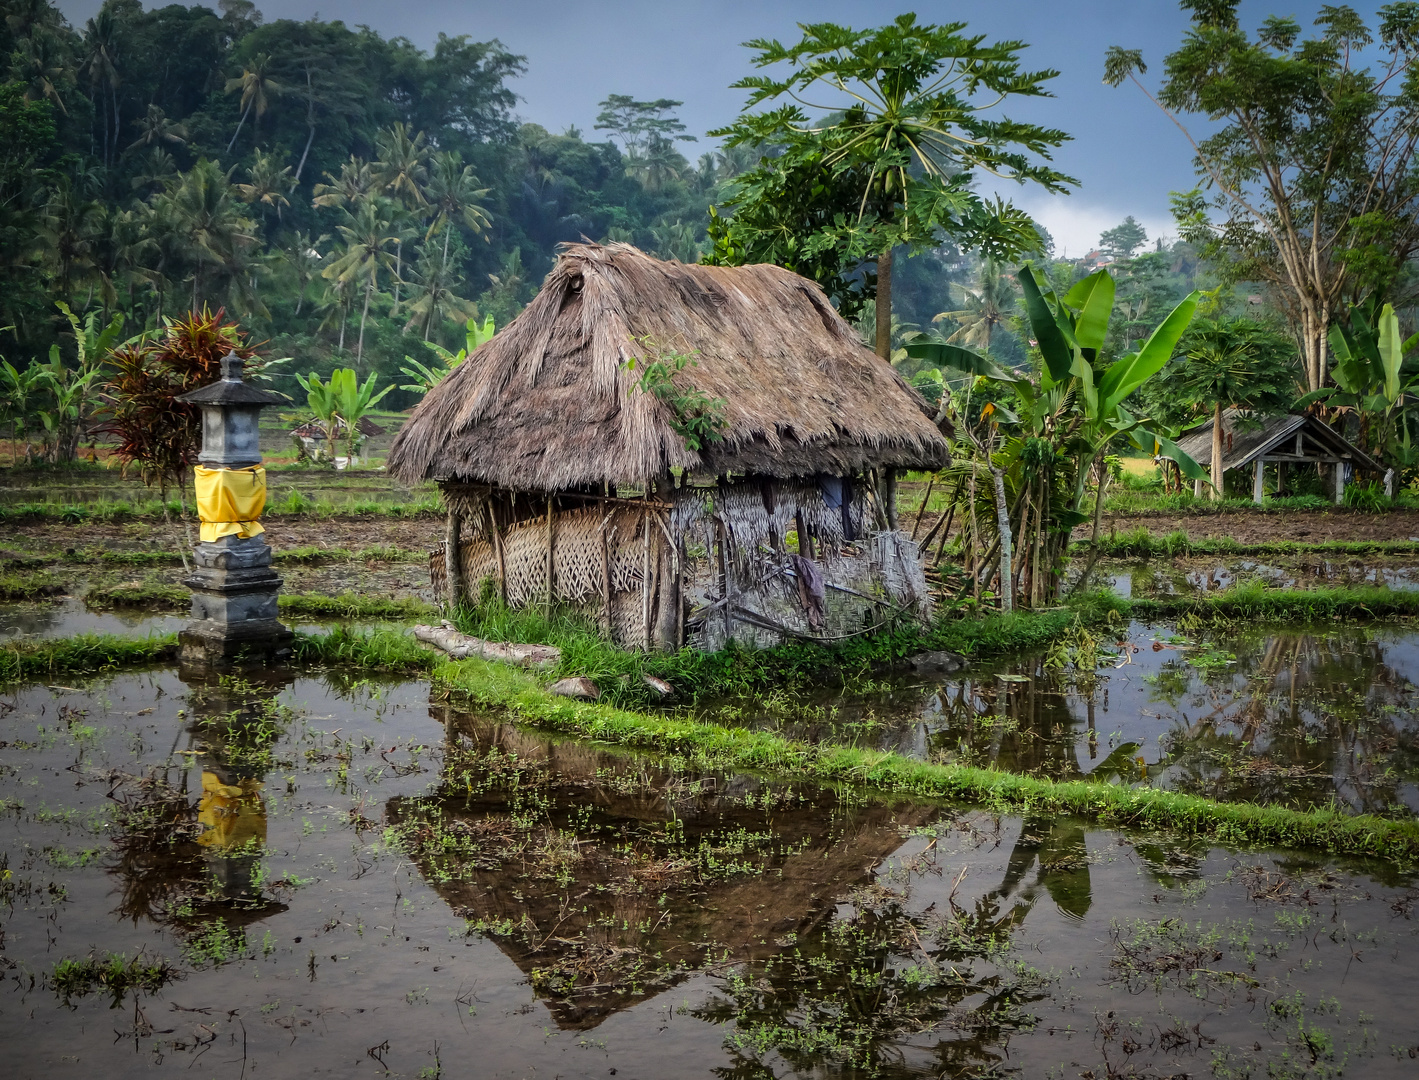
[154, 159, 258, 311]
[80, 8, 121, 166]
[373, 122, 430, 209]
[317, 277, 354, 351]
[321, 199, 398, 367]
[401, 245, 478, 340]
[933, 260, 1015, 352]
[224, 53, 282, 153]
[12, 27, 73, 115]
[126, 104, 187, 153]
[312, 156, 374, 211]
[423, 150, 491, 278]
[235, 149, 295, 225]
[279, 231, 326, 315]
[37, 176, 104, 308]
[129, 146, 177, 195]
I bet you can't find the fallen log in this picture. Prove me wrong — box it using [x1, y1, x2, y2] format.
[411, 622, 562, 670]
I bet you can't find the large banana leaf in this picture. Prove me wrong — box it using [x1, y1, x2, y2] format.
[1017, 266, 1074, 383]
[902, 340, 1023, 382]
[1097, 291, 1200, 415]
[1063, 270, 1115, 357]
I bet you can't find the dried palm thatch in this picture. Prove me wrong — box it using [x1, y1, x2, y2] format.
[387, 243, 949, 490]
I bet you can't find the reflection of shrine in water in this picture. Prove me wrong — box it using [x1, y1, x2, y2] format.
[108, 669, 293, 927]
[390, 702, 939, 1029]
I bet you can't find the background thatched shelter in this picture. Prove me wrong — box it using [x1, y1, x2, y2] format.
[387, 242, 948, 489]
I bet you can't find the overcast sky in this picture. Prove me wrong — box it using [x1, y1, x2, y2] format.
[54, 1, 1388, 255]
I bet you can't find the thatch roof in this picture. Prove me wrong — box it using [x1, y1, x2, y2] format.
[1177, 409, 1384, 474]
[386, 243, 950, 490]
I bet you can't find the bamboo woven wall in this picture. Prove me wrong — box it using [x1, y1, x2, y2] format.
[429, 477, 928, 653]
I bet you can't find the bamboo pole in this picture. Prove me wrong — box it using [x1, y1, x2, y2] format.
[545, 497, 555, 617]
[489, 500, 507, 605]
[642, 511, 653, 649]
[599, 500, 613, 637]
[909, 473, 935, 541]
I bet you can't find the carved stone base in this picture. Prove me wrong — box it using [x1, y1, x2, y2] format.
[180, 534, 292, 670]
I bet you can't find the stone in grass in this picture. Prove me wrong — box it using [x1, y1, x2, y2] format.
[549, 677, 600, 700]
[901, 650, 967, 676]
[642, 675, 675, 700]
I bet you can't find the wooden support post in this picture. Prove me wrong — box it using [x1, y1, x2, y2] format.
[1252, 458, 1265, 504]
[641, 512, 653, 649]
[910, 473, 934, 541]
[1193, 476, 1204, 499]
[1334, 460, 1346, 505]
[545, 497, 555, 616]
[883, 467, 900, 531]
[795, 509, 813, 560]
[444, 509, 464, 607]
[716, 516, 733, 646]
[599, 501, 613, 637]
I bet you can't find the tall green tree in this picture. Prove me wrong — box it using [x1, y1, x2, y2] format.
[1106, 2, 1419, 392]
[933, 258, 1015, 352]
[224, 51, 281, 152]
[1098, 215, 1148, 260]
[707, 15, 1073, 359]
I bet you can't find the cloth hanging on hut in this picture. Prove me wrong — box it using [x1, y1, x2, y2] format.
[194, 465, 267, 542]
[816, 475, 856, 541]
[789, 553, 826, 630]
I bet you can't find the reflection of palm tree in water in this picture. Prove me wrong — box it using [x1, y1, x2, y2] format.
[930, 673, 1089, 781]
[986, 815, 1092, 923]
[1159, 628, 1416, 812]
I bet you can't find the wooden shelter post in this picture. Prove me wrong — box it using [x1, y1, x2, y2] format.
[445, 510, 464, 606]
[1334, 461, 1346, 505]
[1252, 459, 1265, 504]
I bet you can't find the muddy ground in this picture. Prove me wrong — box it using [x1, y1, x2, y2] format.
[4, 513, 443, 555]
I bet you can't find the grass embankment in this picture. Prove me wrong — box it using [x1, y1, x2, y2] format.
[2, 545, 424, 570]
[1128, 581, 1419, 620]
[431, 653, 1419, 864]
[0, 633, 178, 682]
[1083, 528, 1419, 560]
[0, 493, 441, 525]
[0, 570, 65, 600]
[82, 582, 437, 621]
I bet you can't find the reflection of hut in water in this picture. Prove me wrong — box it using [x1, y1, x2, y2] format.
[387, 705, 937, 1029]
[386, 242, 951, 651]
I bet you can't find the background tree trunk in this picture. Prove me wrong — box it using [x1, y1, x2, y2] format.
[1211, 400, 1224, 501]
[875, 247, 893, 361]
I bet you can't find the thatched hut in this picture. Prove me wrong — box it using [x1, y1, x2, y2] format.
[387, 242, 950, 650]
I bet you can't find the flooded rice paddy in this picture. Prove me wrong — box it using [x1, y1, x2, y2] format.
[2, 658, 1419, 1077]
[700, 619, 1419, 817]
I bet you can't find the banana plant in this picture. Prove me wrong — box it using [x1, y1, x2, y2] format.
[330, 367, 392, 465]
[906, 264, 1207, 607]
[295, 371, 342, 464]
[1295, 297, 1419, 471]
[399, 314, 495, 395]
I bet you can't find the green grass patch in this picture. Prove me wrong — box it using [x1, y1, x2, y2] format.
[82, 583, 436, 622]
[51, 949, 181, 1004]
[1126, 582, 1419, 621]
[0, 495, 442, 525]
[431, 654, 1419, 865]
[0, 570, 65, 600]
[0, 632, 177, 683]
[291, 626, 436, 674]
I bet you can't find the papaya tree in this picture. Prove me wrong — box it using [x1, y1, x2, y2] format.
[907, 266, 1207, 607]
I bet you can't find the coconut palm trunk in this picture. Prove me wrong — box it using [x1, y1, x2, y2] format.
[356, 279, 372, 368]
[1210, 399, 1224, 502]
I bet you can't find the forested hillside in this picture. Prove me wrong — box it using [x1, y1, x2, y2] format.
[0, 0, 741, 403]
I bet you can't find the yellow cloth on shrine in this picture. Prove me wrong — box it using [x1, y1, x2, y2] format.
[194, 465, 267, 542]
[196, 771, 267, 849]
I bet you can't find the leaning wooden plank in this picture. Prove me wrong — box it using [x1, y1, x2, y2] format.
[411, 622, 561, 670]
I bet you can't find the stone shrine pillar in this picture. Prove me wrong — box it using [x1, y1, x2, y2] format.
[176, 351, 292, 669]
